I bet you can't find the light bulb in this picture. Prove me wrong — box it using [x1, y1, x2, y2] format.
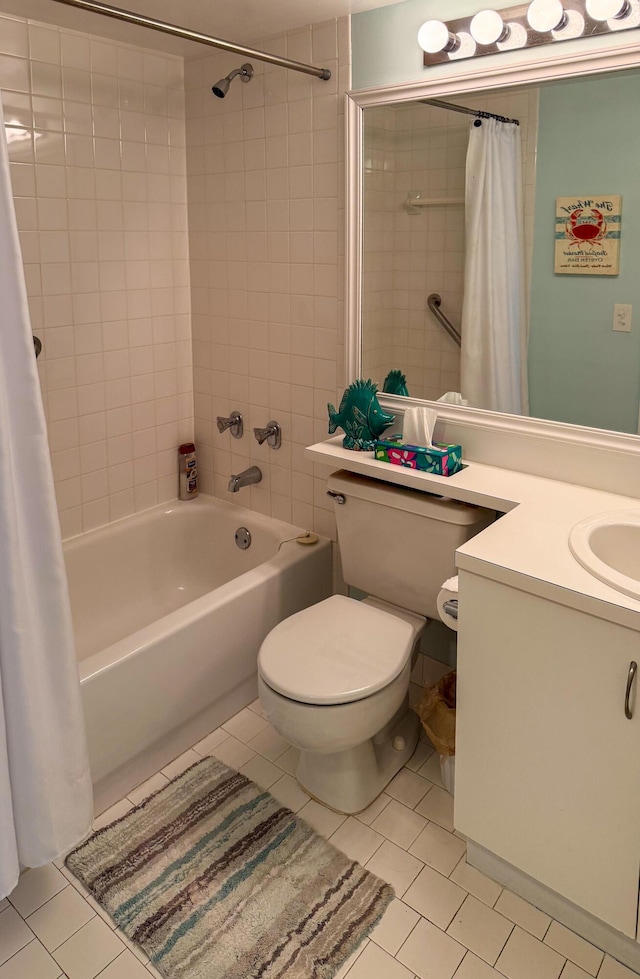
[527, 0, 568, 31]
[585, 0, 631, 19]
[417, 20, 460, 54]
[470, 9, 510, 44]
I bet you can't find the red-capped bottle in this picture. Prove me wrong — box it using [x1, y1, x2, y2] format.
[178, 442, 198, 500]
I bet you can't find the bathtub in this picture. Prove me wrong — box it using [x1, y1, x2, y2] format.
[63, 496, 332, 812]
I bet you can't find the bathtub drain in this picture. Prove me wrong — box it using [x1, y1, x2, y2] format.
[235, 527, 251, 550]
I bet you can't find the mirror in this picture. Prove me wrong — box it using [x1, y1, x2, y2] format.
[352, 63, 640, 437]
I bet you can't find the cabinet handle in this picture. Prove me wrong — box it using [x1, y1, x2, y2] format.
[625, 661, 637, 720]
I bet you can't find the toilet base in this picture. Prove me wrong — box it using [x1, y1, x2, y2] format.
[296, 703, 420, 814]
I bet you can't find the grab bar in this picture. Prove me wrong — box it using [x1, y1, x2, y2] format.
[427, 293, 461, 348]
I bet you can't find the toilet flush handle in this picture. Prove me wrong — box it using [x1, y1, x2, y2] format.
[327, 490, 346, 504]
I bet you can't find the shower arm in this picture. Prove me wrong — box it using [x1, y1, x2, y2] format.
[48, 0, 332, 80]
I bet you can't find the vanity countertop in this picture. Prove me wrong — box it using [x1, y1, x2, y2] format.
[306, 436, 640, 630]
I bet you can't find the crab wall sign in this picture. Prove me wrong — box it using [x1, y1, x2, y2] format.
[554, 195, 621, 276]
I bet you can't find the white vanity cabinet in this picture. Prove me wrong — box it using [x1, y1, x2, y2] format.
[455, 571, 640, 939]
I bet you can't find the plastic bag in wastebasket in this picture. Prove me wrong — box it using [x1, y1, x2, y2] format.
[413, 669, 456, 756]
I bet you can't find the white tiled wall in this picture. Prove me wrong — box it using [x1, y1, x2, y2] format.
[184, 19, 351, 539]
[0, 12, 193, 539]
[362, 88, 538, 403]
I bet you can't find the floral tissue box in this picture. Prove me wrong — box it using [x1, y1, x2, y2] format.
[375, 434, 463, 477]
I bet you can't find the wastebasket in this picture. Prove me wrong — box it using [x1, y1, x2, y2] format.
[413, 669, 456, 795]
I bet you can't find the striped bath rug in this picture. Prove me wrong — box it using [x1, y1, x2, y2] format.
[66, 756, 393, 979]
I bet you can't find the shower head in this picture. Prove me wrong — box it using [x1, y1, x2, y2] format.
[212, 62, 254, 99]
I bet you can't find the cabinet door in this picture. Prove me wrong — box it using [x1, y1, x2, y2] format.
[455, 573, 640, 938]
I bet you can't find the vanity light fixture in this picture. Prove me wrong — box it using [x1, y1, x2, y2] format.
[418, 0, 640, 65]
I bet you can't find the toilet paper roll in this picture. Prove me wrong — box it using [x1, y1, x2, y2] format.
[437, 575, 459, 632]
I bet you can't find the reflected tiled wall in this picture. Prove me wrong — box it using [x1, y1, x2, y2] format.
[0, 13, 193, 538]
[184, 19, 350, 540]
[362, 89, 538, 404]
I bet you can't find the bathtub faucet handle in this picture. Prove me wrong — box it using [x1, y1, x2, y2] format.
[216, 411, 243, 439]
[253, 420, 281, 450]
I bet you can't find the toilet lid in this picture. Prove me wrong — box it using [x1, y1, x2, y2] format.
[258, 595, 415, 706]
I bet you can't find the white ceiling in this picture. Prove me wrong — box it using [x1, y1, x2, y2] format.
[0, 0, 405, 56]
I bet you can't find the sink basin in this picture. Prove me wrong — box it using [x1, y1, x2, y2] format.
[569, 510, 640, 600]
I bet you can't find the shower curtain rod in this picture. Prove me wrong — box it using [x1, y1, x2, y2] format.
[48, 0, 332, 80]
[423, 98, 519, 125]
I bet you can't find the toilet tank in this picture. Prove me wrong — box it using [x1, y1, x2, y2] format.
[328, 470, 494, 619]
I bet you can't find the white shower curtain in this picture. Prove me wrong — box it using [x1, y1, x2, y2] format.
[0, 101, 93, 899]
[460, 117, 529, 415]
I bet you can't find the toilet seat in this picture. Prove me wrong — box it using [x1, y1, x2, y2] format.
[258, 595, 417, 706]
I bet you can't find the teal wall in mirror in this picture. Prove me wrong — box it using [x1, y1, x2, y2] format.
[528, 71, 640, 434]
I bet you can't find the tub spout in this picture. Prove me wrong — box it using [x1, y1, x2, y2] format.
[228, 465, 262, 493]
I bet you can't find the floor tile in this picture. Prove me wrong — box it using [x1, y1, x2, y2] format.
[386, 770, 431, 809]
[449, 859, 502, 907]
[92, 799, 133, 833]
[209, 735, 256, 769]
[397, 917, 465, 979]
[446, 894, 513, 965]
[126, 772, 169, 807]
[370, 900, 420, 957]
[8, 866, 67, 918]
[52, 917, 124, 979]
[275, 745, 300, 776]
[494, 889, 551, 940]
[268, 774, 310, 812]
[92, 950, 149, 978]
[27, 887, 95, 952]
[405, 741, 435, 773]
[240, 754, 282, 789]
[454, 951, 503, 978]
[414, 785, 454, 832]
[598, 957, 640, 979]
[298, 799, 346, 838]
[191, 727, 228, 755]
[0, 908, 34, 966]
[408, 822, 466, 876]
[495, 926, 564, 979]
[560, 963, 593, 979]
[330, 817, 385, 866]
[356, 793, 391, 826]
[0, 939, 62, 979]
[221, 706, 269, 743]
[334, 940, 369, 979]
[0, 905, 6, 915]
[403, 866, 466, 930]
[371, 800, 428, 850]
[366, 841, 425, 898]
[544, 922, 602, 976]
[247, 697, 267, 718]
[145, 965, 163, 979]
[160, 748, 200, 781]
[346, 939, 415, 979]
[246, 723, 290, 761]
[416, 752, 444, 789]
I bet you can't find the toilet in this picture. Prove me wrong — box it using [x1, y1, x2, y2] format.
[258, 470, 493, 814]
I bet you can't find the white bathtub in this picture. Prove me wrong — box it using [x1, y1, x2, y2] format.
[63, 496, 332, 812]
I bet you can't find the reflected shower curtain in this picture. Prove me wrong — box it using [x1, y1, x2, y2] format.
[460, 118, 528, 415]
[0, 100, 92, 899]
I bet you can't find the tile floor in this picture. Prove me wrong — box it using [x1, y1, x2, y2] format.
[1, 698, 639, 979]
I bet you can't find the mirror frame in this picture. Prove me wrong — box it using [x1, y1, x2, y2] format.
[346, 33, 640, 454]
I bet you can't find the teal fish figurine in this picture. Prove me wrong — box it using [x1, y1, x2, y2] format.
[383, 369, 409, 397]
[328, 378, 395, 451]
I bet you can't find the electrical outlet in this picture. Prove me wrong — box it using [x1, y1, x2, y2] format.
[613, 303, 632, 332]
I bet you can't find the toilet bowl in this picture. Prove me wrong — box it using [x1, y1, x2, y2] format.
[258, 594, 425, 813]
[257, 470, 494, 814]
